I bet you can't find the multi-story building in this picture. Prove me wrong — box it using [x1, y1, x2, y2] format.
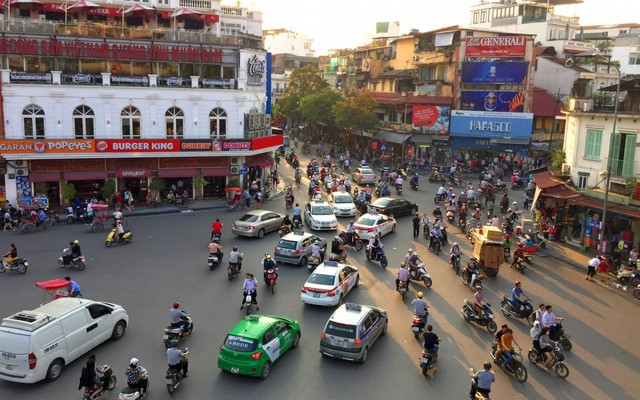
[263, 28, 315, 57]
[579, 23, 640, 75]
[0, 0, 281, 208]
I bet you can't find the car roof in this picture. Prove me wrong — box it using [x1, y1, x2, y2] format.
[243, 210, 278, 217]
[313, 262, 356, 275]
[329, 304, 380, 325]
[357, 212, 386, 220]
[228, 315, 289, 339]
[281, 231, 316, 241]
[310, 201, 330, 206]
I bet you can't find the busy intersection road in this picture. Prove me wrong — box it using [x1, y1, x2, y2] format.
[0, 158, 638, 400]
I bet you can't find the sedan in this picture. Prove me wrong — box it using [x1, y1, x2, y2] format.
[301, 261, 359, 306]
[232, 210, 285, 239]
[353, 212, 396, 240]
[368, 197, 418, 218]
[304, 201, 338, 231]
[328, 192, 357, 217]
[352, 167, 376, 185]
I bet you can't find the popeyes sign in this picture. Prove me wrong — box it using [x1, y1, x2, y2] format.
[0, 139, 94, 154]
[465, 36, 527, 58]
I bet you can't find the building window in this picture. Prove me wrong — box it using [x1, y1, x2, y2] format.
[121, 106, 141, 139]
[165, 107, 184, 138]
[22, 104, 45, 139]
[209, 107, 227, 138]
[577, 173, 589, 189]
[73, 105, 95, 139]
[585, 129, 602, 159]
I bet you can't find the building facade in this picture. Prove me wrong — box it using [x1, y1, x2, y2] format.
[264, 28, 315, 57]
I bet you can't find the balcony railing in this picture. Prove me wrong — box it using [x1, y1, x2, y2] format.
[609, 158, 638, 178]
[522, 14, 547, 24]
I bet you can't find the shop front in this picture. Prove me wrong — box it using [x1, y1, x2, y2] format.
[30, 171, 62, 209]
[115, 167, 152, 203]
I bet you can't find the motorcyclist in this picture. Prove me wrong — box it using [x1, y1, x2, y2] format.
[511, 281, 527, 315]
[429, 225, 442, 250]
[470, 362, 494, 399]
[436, 185, 446, 199]
[423, 325, 440, 358]
[211, 218, 223, 241]
[395, 262, 409, 291]
[464, 257, 480, 286]
[281, 215, 293, 234]
[410, 173, 419, 187]
[285, 187, 294, 205]
[500, 192, 510, 212]
[499, 328, 522, 369]
[3, 243, 18, 266]
[208, 240, 223, 263]
[241, 273, 259, 311]
[404, 248, 421, 272]
[345, 221, 356, 244]
[412, 292, 429, 323]
[167, 340, 189, 378]
[170, 302, 190, 334]
[511, 242, 525, 269]
[66, 240, 82, 265]
[503, 234, 512, 257]
[311, 240, 323, 262]
[449, 242, 461, 267]
[368, 234, 382, 260]
[538, 326, 555, 368]
[113, 219, 125, 242]
[458, 206, 467, 226]
[79, 355, 106, 400]
[432, 206, 443, 220]
[472, 207, 482, 220]
[229, 246, 241, 272]
[395, 174, 404, 190]
[262, 253, 278, 285]
[65, 276, 81, 297]
[294, 168, 302, 183]
[331, 236, 346, 261]
[125, 358, 148, 397]
[472, 286, 488, 317]
[292, 203, 302, 226]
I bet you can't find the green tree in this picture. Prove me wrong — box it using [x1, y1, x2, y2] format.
[551, 149, 567, 169]
[100, 179, 116, 203]
[148, 177, 166, 197]
[332, 90, 378, 133]
[299, 88, 342, 130]
[61, 182, 76, 203]
[278, 65, 329, 119]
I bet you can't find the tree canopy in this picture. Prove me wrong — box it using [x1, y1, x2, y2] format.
[332, 90, 378, 132]
[299, 88, 342, 127]
[278, 65, 329, 118]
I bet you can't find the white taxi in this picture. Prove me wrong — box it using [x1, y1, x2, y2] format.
[328, 191, 356, 217]
[353, 211, 396, 240]
[304, 201, 338, 230]
[301, 261, 359, 307]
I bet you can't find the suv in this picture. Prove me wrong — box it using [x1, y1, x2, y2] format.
[319, 303, 388, 363]
[274, 231, 327, 266]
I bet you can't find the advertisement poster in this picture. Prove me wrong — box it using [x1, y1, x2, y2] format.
[450, 110, 533, 139]
[461, 62, 528, 84]
[465, 36, 527, 58]
[412, 105, 450, 134]
[460, 91, 526, 112]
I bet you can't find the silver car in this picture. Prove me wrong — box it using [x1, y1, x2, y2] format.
[352, 167, 377, 185]
[274, 231, 327, 266]
[319, 303, 388, 363]
[231, 210, 285, 239]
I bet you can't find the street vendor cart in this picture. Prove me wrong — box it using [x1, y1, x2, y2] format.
[35, 279, 75, 301]
[470, 226, 504, 277]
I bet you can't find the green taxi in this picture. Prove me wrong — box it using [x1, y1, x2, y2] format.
[217, 315, 301, 379]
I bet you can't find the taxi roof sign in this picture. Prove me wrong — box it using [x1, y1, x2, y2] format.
[345, 303, 362, 311]
[323, 260, 339, 267]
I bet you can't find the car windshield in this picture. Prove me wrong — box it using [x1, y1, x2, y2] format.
[325, 322, 357, 339]
[334, 196, 352, 204]
[238, 214, 259, 222]
[372, 198, 391, 207]
[307, 273, 336, 286]
[224, 334, 258, 352]
[360, 169, 374, 175]
[311, 206, 333, 215]
[277, 239, 297, 250]
[356, 217, 376, 226]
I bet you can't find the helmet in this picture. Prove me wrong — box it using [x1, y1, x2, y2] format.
[451, 194, 456, 198]
[173, 302, 179, 308]
[349, 221, 354, 224]
[417, 292, 424, 299]
[512, 201, 518, 205]
[334, 236, 341, 241]
[130, 358, 139, 366]
[436, 206, 440, 209]
[515, 281, 521, 286]
[454, 242, 459, 246]
[233, 246, 238, 251]
[400, 262, 407, 268]
[470, 257, 476, 262]
[518, 242, 523, 247]
[169, 339, 179, 348]
[483, 362, 491, 370]
[449, 186, 453, 190]
[504, 234, 510, 239]
[73, 240, 79, 245]
[266, 254, 271, 259]
[476, 208, 480, 211]
[408, 248, 413, 253]
[314, 240, 320, 244]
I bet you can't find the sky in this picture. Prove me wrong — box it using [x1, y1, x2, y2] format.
[233, 0, 640, 55]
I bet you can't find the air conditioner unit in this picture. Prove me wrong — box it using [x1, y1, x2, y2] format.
[412, 55, 419, 61]
[14, 160, 25, 167]
[561, 163, 571, 174]
[230, 157, 241, 165]
[38, 15, 46, 22]
[15, 168, 29, 177]
[230, 166, 240, 174]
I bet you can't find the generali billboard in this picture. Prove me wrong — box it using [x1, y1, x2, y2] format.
[465, 36, 527, 58]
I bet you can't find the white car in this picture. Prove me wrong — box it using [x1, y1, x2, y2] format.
[328, 192, 356, 217]
[304, 201, 338, 230]
[352, 167, 376, 185]
[353, 212, 396, 240]
[301, 261, 359, 306]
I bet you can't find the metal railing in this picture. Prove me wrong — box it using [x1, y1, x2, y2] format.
[609, 158, 638, 178]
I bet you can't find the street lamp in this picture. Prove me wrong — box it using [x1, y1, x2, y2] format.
[597, 63, 621, 254]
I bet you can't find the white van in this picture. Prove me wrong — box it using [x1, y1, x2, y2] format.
[0, 298, 129, 383]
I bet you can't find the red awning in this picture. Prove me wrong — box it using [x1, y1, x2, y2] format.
[87, 7, 123, 16]
[64, 171, 108, 181]
[532, 88, 563, 117]
[568, 195, 640, 219]
[158, 169, 198, 178]
[542, 185, 580, 200]
[258, 161, 272, 169]
[116, 168, 150, 178]
[29, 171, 60, 182]
[202, 168, 230, 177]
[532, 170, 566, 189]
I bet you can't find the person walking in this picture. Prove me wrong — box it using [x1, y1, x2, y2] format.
[412, 212, 421, 239]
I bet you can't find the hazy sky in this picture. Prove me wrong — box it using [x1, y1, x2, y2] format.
[239, 0, 640, 55]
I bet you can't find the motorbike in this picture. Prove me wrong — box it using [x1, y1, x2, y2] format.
[285, 196, 294, 209]
[549, 323, 573, 351]
[212, 232, 221, 244]
[428, 173, 445, 184]
[117, 378, 149, 400]
[528, 342, 569, 379]
[339, 231, 363, 251]
[410, 179, 419, 191]
[635, 284, 640, 300]
[469, 369, 492, 400]
[511, 178, 527, 190]
[105, 229, 133, 247]
[82, 364, 116, 400]
[450, 254, 461, 274]
[419, 348, 438, 376]
[617, 268, 640, 286]
[307, 255, 322, 272]
[504, 247, 510, 262]
[227, 254, 244, 281]
[398, 281, 409, 300]
[430, 237, 441, 255]
[500, 296, 535, 326]
[459, 266, 484, 290]
[279, 224, 293, 238]
[409, 262, 433, 288]
[433, 193, 446, 205]
[0, 257, 28, 274]
[292, 216, 303, 230]
[446, 209, 456, 224]
[58, 248, 87, 271]
[423, 224, 430, 241]
[493, 181, 508, 193]
[366, 245, 388, 268]
[490, 343, 528, 383]
[511, 257, 527, 274]
[458, 218, 466, 232]
[448, 174, 464, 187]
[242, 291, 257, 315]
[163, 312, 193, 348]
[411, 315, 427, 339]
[265, 268, 278, 294]
[66, 205, 86, 224]
[208, 251, 222, 270]
[165, 349, 189, 394]
[461, 300, 497, 333]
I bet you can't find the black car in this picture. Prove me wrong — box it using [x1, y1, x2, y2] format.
[368, 197, 418, 218]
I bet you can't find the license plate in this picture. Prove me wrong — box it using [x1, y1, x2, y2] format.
[5, 364, 14, 371]
[312, 292, 321, 298]
[334, 339, 347, 347]
[421, 357, 429, 364]
[412, 326, 419, 332]
[230, 367, 239, 374]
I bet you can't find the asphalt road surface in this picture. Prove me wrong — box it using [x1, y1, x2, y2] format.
[0, 157, 638, 400]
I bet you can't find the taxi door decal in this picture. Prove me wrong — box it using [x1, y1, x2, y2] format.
[264, 337, 280, 362]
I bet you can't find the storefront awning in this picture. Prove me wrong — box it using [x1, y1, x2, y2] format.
[158, 169, 198, 178]
[375, 130, 411, 144]
[567, 196, 640, 220]
[29, 171, 60, 183]
[202, 168, 230, 177]
[410, 135, 432, 145]
[258, 161, 272, 169]
[64, 171, 108, 181]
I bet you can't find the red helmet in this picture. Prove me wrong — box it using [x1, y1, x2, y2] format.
[504, 234, 510, 239]
[518, 242, 524, 247]
[172, 302, 179, 308]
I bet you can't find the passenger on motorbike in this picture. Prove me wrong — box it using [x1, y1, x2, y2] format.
[170, 302, 190, 334]
[311, 240, 323, 261]
[294, 168, 302, 182]
[208, 240, 223, 264]
[125, 358, 148, 396]
[538, 327, 554, 368]
[79, 355, 104, 400]
[395, 175, 404, 189]
[429, 226, 442, 250]
[167, 340, 189, 378]
[368, 234, 382, 260]
[432, 206, 443, 219]
[404, 248, 421, 272]
[530, 320, 542, 352]
[331, 236, 345, 261]
[472, 207, 481, 220]
[503, 234, 512, 251]
[241, 273, 259, 311]
[493, 324, 508, 359]
[395, 262, 409, 291]
[511, 242, 525, 269]
[3, 243, 18, 265]
[450, 242, 461, 265]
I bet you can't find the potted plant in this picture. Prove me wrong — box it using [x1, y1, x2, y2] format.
[192, 176, 208, 200]
[61, 182, 76, 204]
[100, 179, 116, 204]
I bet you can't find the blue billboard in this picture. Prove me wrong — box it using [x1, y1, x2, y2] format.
[460, 91, 526, 112]
[461, 62, 528, 84]
[450, 110, 533, 139]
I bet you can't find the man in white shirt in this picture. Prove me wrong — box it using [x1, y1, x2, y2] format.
[541, 304, 563, 340]
[586, 256, 600, 280]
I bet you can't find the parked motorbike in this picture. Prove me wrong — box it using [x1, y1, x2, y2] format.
[58, 248, 86, 271]
[117, 378, 149, 400]
[549, 323, 573, 351]
[366, 245, 388, 268]
[461, 300, 497, 333]
[0, 257, 28, 274]
[490, 344, 528, 383]
[409, 262, 433, 288]
[528, 342, 569, 379]
[265, 268, 278, 294]
[163, 312, 193, 348]
[227, 254, 244, 281]
[82, 364, 116, 400]
[105, 230, 133, 247]
[419, 347, 438, 376]
[411, 315, 427, 339]
[339, 231, 363, 251]
[208, 251, 222, 270]
[500, 296, 535, 326]
[617, 268, 640, 286]
[165, 349, 189, 394]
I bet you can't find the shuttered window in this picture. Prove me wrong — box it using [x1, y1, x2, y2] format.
[585, 130, 602, 158]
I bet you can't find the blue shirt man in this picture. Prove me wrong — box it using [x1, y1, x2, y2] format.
[293, 205, 301, 217]
[66, 277, 81, 297]
[511, 282, 525, 311]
